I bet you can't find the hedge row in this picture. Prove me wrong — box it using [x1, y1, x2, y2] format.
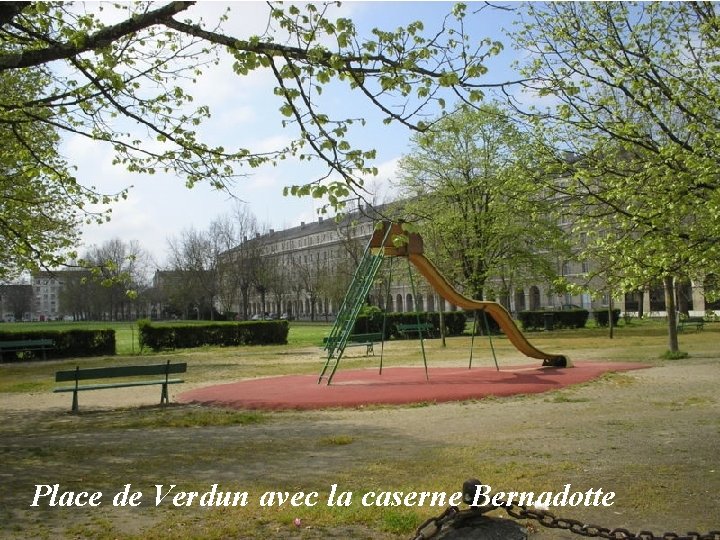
[0, 329, 116, 361]
[592, 309, 621, 327]
[517, 310, 590, 331]
[352, 310, 468, 338]
[138, 320, 289, 351]
[468, 311, 502, 334]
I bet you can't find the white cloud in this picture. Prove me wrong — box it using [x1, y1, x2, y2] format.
[365, 156, 400, 204]
[251, 134, 294, 155]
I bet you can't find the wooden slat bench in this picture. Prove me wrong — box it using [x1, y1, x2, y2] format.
[0, 339, 54, 361]
[677, 316, 705, 332]
[323, 333, 383, 356]
[54, 360, 187, 412]
[395, 322, 436, 339]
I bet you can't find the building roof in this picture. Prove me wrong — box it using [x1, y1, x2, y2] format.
[225, 203, 391, 254]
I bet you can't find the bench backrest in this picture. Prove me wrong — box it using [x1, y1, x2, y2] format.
[677, 316, 704, 326]
[396, 323, 433, 329]
[0, 339, 54, 349]
[56, 362, 187, 382]
[323, 333, 382, 345]
[349, 333, 383, 341]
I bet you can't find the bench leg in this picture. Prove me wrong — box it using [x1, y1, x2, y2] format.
[71, 390, 79, 413]
[161, 383, 169, 405]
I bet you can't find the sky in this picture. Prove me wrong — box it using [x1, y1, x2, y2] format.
[68, 1, 524, 269]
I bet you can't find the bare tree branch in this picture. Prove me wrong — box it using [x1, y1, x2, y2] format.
[0, 2, 194, 70]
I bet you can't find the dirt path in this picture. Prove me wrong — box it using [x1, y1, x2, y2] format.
[1, 358, 719, 539]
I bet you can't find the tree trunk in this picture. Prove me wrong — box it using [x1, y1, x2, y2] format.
[608, 296, 614, 339]
[663, 275, 679, 352]
[240, 285, 249, 320]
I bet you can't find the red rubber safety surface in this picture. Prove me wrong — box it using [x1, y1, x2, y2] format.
[178, 361, 651, 411]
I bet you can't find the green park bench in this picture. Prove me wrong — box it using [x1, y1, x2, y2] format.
[0, 339, 55, 361]
[54, 360, 187, 412]
[323, 333, 383, 356]
[677, 316, 705, 332]
[395, 322, 436, 339]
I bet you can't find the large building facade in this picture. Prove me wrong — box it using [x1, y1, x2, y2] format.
[1, 271, 72, 321]
[224, 212, 381, 320]
[230, 210, 719, 321]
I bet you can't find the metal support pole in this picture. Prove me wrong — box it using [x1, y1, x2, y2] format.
[469, 309, 479, 369]
[379, 257, 394, 375]
[482, 309, 500, 372]
[407, 258, 429, 381]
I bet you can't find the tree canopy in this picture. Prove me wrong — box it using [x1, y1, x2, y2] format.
[0, 1, 509, 276]
[397, 104, 569, 300]
[514, 1, 720, 351]
[515, 1, 720, 289]
[0, 65, 120, 280]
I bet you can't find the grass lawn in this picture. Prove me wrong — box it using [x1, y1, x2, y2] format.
[0, 318, 714, 394]
[1, 318, 719, 539]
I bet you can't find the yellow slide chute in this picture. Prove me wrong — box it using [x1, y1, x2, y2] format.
[370, 222, 570, 368]
[408, 253, 569, 367]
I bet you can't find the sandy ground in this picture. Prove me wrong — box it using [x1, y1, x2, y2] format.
[1, 358, 719, 539]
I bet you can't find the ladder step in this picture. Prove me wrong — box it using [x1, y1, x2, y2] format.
[320, 227, 392, 384]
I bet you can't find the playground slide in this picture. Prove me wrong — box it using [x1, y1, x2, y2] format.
[408, 253, 570, 367]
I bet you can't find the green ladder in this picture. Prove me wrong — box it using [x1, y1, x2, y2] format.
[318, 229, 389, 385]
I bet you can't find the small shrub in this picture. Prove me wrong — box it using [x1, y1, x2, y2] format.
[556, 309, 589, 329]
[517, 310, 544, 331]
[660, 350, 690, 360]
[436, 311, 468, 336]
[353, 305, 387, 336]
[138, 320, 288, 351]
[518, 310, 589, 331]
[0, 329, 116, 361]
[593, 309, 621, 327]
[352, 311, 466, 339]
[468, 312, 501, 334]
